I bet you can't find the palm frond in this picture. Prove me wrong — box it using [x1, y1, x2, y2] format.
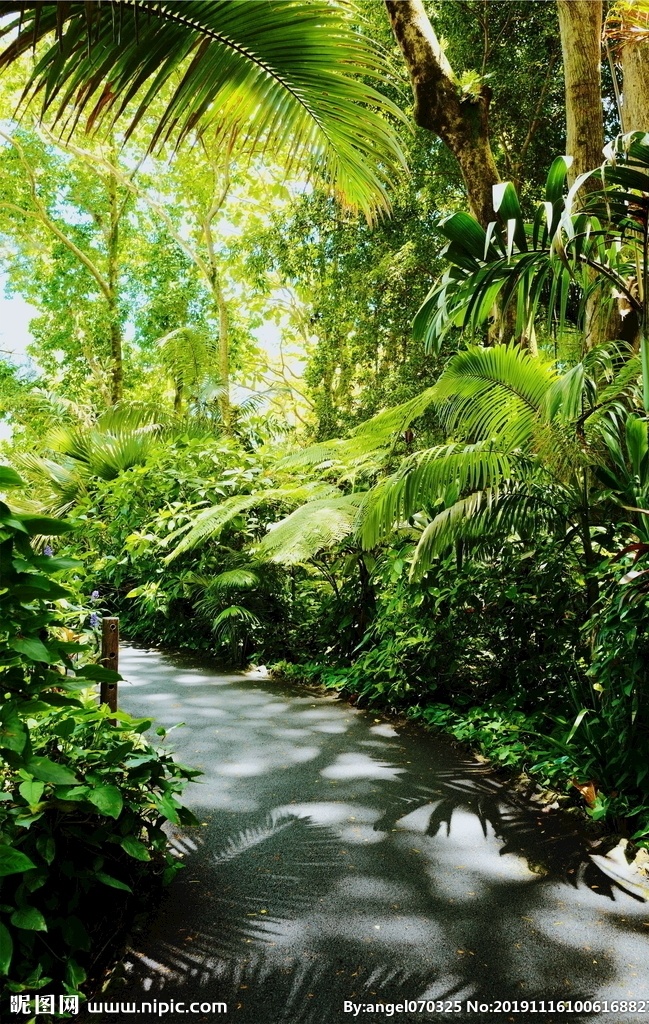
[166, 482, 337, 561]
[13, 452, 86, 516]
[207, 567, 260, 591]
[360, 441, 519, 549]
[409, 484, 564, 580]
[433, 345, 556, 445]
[0, 0, 408, 222]
[211, 603, 260, 638]
[259, 492, 366, 564]
[156, 326, 218, 392]
[45, 422, 161, 480]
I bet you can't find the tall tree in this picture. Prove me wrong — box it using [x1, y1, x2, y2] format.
[556, 0, 604, 184]
[0, 127, 135, 404]
[384, 0, 500, 226]
[52, 131, 290, 427]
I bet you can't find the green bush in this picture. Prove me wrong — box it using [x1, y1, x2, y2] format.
[0, 467, 199, 1004]
[314, 542, 584, 710]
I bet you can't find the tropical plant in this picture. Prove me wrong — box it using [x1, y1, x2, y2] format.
[16, 403, 170, 515]
[0, 0, 406, 224]
[414, 134, 649, 403]
[252, 341, 641, 614]
[0, 467, 198, 1003]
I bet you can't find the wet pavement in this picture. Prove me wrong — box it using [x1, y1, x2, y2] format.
[92, 646, 649, 1024]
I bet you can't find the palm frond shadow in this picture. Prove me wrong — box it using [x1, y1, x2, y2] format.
[104, 796, 624, 1024]
[372, 754, 621, 896]
[109, 811, 454, 1022]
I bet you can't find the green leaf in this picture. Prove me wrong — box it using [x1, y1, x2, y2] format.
[493, 182, 527, 252]
[9, 637, 56, 663]
[19, 780, 45, 805]
[0, 709, 28, 753]
[75, 664, 121, 682]
[439, 211, 488, 261]
[36, 835, 55, 866]
[119, 836, 151, 861]
[95, 872, 132, 893]
[87, 785, 123, 819]
[64, 957, 87, 989]
[155, 793, 180, 824]
[60, 916, 90, 952]
[0, 846, 37, 876]
[11, 906, 47, 931]
[27, 757, 77, 786]
[53, 785, 90, 802]
[545, 154, 572, 204]
[0, 466, 24, 488]
[19, 516, 74, 536]
[0, 921, 13, 975]
[32, 555, 82, 572]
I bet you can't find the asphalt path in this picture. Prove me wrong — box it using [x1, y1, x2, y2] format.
[90, 646, 649, 1024]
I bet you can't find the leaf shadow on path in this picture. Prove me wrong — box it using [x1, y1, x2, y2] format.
[90, 648, 649, 1024]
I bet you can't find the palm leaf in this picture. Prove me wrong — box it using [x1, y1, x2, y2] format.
[211, 603, 260, 638]
[0, 0, 407, 222]
[409, 484, 563, 580]
[166, 482, 337, 560]
[259, 492, 366, 564]
[361, 441, 519, 549]
[433, 345, 556, 446]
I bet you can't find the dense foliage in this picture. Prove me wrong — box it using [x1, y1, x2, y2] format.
[1, 0, 649, 1004]
[0, 469, 197, 1007]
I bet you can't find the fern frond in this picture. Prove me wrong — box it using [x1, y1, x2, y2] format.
[279, 386, 439, 471]
[166, 483, 338, 561]
[259, 493, 367, 564]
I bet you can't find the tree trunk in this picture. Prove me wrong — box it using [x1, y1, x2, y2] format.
[557, 1, 608, 352]
[620, 38, 649, 133]
[213, 276, 231, 429]
[384, 0, 500, 227]
[556, 0, 604, 183]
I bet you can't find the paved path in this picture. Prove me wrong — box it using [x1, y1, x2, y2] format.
[94, 647, 649, 1024]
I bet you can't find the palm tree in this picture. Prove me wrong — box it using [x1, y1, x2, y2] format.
[0, 1, 406, 224]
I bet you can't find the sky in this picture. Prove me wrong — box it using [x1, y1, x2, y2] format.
[0, 278, 36, 368]
[0, 278, 37, 441]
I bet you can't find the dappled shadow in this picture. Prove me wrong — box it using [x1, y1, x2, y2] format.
[91, 648, 649, 1024]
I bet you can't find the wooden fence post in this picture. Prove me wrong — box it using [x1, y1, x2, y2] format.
[100, 616, 119, 715]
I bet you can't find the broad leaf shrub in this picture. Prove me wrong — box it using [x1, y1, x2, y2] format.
[279, 542, 584, 708]
[548, 557, 649, 844]
[0, 467, 199, 1006]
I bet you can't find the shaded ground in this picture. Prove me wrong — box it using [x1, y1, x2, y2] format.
[89, 647, 649, 1024]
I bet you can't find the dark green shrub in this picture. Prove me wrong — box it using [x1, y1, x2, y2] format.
[0, 467, 199, 1005]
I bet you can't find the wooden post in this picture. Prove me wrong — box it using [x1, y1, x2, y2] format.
[100, 616, 119, 715]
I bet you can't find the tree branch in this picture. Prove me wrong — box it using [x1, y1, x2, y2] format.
[0, 131, 111, 300]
